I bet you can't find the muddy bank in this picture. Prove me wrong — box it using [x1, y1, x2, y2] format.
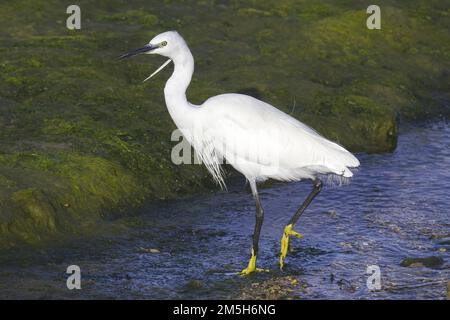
[0, 0, 448, 247]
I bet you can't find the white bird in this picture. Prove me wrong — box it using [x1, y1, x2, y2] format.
[120, 31, 360, 274]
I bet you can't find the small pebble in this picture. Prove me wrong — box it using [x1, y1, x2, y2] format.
[139, 247, 160, 253]
[184, 279, 204, 290]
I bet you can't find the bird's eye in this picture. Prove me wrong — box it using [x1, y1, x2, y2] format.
[161, 41, 168, 47]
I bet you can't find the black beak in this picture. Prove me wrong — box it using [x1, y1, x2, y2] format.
[118, 44, 155, 60]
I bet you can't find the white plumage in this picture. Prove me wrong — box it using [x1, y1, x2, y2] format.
[197, 93, 359, 186]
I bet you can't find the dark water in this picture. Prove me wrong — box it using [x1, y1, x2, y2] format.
[0, 122, 449, 299]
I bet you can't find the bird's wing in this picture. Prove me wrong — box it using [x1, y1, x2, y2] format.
[201, 94, 359, 179]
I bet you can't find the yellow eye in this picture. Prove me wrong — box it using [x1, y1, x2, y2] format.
[161, 41, 168, 47]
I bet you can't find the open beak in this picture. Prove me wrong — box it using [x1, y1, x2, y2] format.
[142, 58, 172, 82]
[119, 43, 172, 82]
[118, 44, 156, 60]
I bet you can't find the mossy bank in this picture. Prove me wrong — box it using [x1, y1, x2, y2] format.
[0, 0, 448, 248]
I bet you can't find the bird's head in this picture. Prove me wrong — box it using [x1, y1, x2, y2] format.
[119, 30, 186, 59]
[119, 31, 188, 81]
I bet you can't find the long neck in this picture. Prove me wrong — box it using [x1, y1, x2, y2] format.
[164, 49, 195, 129]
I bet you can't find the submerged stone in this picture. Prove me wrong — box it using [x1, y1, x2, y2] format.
[400, 256, 444, 269]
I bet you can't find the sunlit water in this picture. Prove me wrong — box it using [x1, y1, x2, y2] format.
[0, 122, 449, 299]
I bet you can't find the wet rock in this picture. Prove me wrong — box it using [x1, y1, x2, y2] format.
[429, 233, 450, 240]
[400, 256, 444, 269]
[337, 278, 356, 293]
[327, 210, 338, 218]
[339, 242, 353, 249]
[184, 279, 205, 290]
[304, 94, 398, 153]
[239, 276, 307, 300]
[139, 247, 160, 254]
[447, 281, 450, 300]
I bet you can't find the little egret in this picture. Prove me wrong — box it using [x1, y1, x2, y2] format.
[120, 31, 360, 274]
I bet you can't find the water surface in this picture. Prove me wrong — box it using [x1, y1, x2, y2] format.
[0, 122, 449, 299]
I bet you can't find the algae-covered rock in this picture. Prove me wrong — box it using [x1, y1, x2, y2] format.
[400, 256, 444, 269]
[300, 93, 397, 153]
[99, 9, 159, 27]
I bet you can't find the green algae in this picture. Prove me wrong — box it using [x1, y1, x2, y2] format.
[307, 93, 397, 153]
[99, 9, 159, 27]
[0, 151, 150, 248]
[0, 0, 448, 247]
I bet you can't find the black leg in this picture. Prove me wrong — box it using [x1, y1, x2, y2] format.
[251, 182, 264, 256]
[240, 180, 265, 275]
[288, 179, 322, 225]
[288, 178, 322, 226]
[280, 178, 322, 270]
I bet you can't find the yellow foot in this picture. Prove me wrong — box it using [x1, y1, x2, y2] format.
[279, 224, 303, 270]
[239, 248, 269, 275]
